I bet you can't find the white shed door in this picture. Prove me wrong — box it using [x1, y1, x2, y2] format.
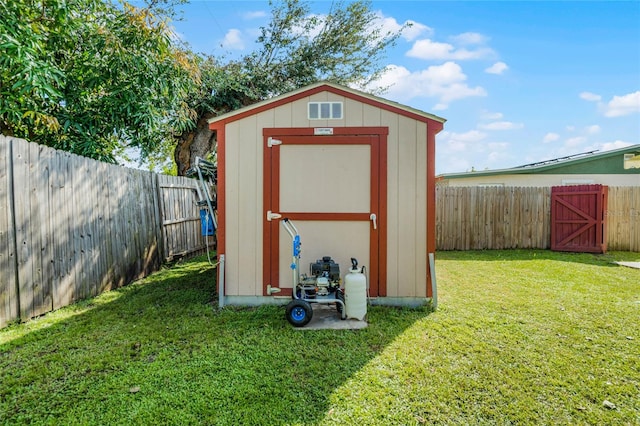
[263, 133, 386, 297]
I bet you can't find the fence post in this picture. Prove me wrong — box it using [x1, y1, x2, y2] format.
[152, 173, 164, 270]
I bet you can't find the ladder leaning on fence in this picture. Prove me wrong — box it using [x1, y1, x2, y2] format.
[186, 156, 217, 240]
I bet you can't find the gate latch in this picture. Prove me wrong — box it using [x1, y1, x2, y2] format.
[370, 213, 377, 230]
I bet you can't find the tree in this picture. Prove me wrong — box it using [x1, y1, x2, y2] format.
[173, 0, 405, 175]
[0, 0, 197, 163]
[1, 0, 404, 171]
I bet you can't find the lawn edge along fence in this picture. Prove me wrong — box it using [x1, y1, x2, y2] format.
[2, 135, 638, 328]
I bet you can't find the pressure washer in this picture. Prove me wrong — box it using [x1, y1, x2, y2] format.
[282, 219, 367, 327]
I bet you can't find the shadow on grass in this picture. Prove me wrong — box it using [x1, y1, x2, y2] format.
[0, 256, 430, 425]
[436, 248, 640, 267]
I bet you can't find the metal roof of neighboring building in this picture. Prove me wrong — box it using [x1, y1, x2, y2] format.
[438, 144, 640, 179]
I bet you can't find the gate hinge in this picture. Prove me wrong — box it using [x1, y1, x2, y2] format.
[267, 137, 282, 147]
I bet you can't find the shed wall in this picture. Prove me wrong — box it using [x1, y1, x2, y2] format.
[222, 91, 431, 299]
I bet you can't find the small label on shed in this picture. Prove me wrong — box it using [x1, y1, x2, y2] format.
[314, 127, 334, 135]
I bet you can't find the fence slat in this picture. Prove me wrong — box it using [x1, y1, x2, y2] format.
[95, 160, 109, 293]
[13, 139, 35, 319]
[0, 137, 18, 327]
[33, 143, 53, 315]
[52, 150, 70, 309]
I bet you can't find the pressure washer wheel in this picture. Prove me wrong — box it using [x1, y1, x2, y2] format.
[286, 300, 313, 327]
[335, 289, 346, 318]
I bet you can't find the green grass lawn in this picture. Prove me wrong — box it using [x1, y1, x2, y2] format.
[1, 250, 639, 425]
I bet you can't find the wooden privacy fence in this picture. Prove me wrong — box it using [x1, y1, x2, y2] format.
[436, 185, 640, 251]
[1, 136, 212, 328]
[157, 174, 215, 261]
[436, 186, 551, 250]
[607, 186, 640, 251]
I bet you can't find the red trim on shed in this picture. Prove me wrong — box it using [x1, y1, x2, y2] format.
[210, 83, 445, 301]
[426, 122, 443, 298]
[210, 123, 226, 264]
[262, 127, 388, 298]
[263, 127, 390, 137]
[208, 84, 443, 129]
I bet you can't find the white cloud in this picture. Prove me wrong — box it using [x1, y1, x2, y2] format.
[481, 111, 503, 120]
[371, 62, 487, 108]
[290, 13, 324, 39]
[580, 91, 601, 102]
[439, 130, 488, 153]
[407, 39, 453, 59]
[450, 32, 488, 45]
[423, 61, 472, 85]
[478, 121, 524, 131]
[402, 20, 432, 41]
[455, 130, 488, 142]
[437, 134, 513, 172]
[543, 133, 560, 144]
[442, 129, 487, 143]
[375, 13, 432, 41]
[600, 141, 633, 151]
[221, 29, 244, 50]
[243, 10, 267, 20]
[565, 136, 586, 147]
[485, 61, 508, 75]
[487, 143, 511, 163]
[299, 12, 431, 46]
[406, 39, 494, 60]
[487, 142, 509, 150]
[585, 125, 601, 134]
[603, 91, 640, 117]
[581, 91, 640, 117]
[543, 125, 600, 148]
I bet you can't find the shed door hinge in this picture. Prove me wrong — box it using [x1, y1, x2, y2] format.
[267, 285, 281, 295]
[267, 137, 282, 147]
[267, 211, 282, 221]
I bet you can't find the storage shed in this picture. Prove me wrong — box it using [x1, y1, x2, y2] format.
[208, 82, 445, 307]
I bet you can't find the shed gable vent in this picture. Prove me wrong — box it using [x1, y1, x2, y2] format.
[308, 102, 343, 120]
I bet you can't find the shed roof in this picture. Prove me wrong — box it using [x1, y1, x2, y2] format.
[207, 81, 446, 127]
[439, 144, 640, 179]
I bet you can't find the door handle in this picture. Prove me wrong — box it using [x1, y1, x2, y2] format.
[370, 213, 377, 230]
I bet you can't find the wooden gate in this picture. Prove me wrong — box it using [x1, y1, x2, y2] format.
[551, 184, 608, 253]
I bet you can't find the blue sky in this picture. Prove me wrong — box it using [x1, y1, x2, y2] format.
[169, 1, 640, 174]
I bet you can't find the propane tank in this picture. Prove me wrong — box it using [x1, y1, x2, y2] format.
[344, 258, 367, 321]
